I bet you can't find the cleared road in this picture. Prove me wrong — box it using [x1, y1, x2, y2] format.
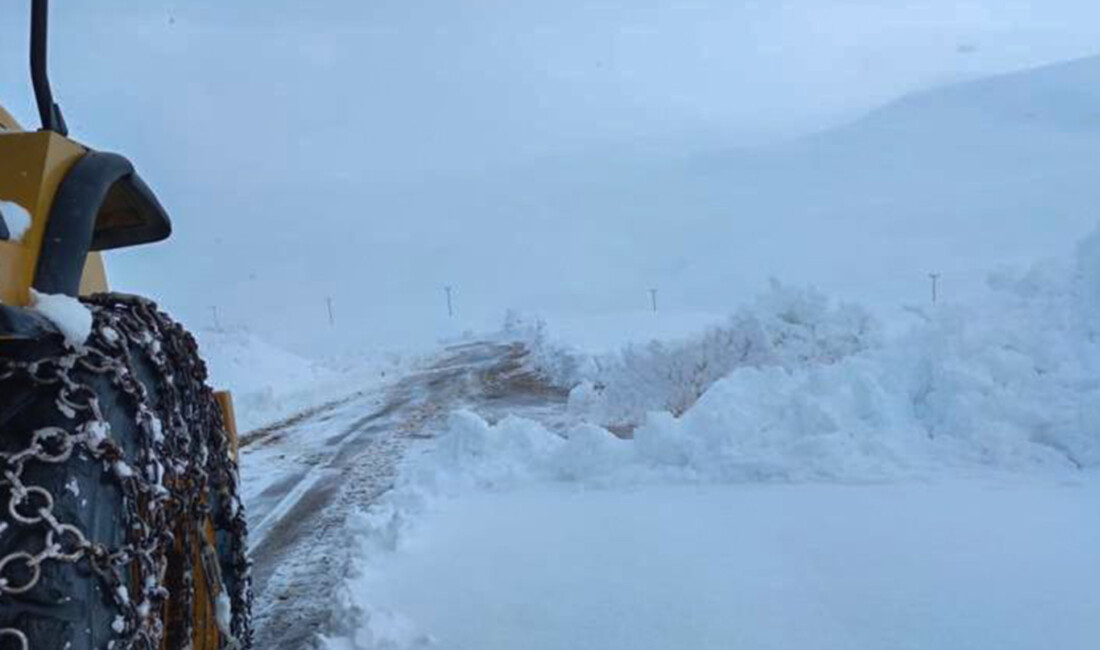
[241, 341, 567, 649]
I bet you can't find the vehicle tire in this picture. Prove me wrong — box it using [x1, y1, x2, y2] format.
[0, 294, 251, 650]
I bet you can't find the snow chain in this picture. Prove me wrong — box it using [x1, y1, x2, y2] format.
[0, 294, 252, 649]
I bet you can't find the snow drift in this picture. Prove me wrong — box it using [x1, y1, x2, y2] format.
[196, 327, 411, 432]
[195, 326, 335, 431]
[502, 223, 1100, 480]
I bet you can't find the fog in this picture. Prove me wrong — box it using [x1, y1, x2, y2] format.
[2, 1, 1100, 354]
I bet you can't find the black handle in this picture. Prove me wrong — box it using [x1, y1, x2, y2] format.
[31, 0, 67, 135]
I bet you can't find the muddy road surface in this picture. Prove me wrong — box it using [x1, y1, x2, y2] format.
[241, 341, 568, 649]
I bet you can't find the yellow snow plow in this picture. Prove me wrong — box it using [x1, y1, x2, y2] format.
[1, 2, 251, 649]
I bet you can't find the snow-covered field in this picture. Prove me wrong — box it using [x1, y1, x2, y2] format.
[318, 402, 1099, 649]
[337, 480, 1099, 650]
[309, 220, 1100, 649]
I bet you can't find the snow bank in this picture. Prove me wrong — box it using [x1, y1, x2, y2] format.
[323, 403, 1099, 649]
[503, 283, 880, 428]
[571, 282, 881, 427]
[448, 227, 1100, 487]
[196, 327, 410, 432]
[625, 258, 1100, 476]
[417, 411, 640, 489]
[321, 593, 432, 650]
[494, 226, 1100, 476]
[195, 326, 333, 430]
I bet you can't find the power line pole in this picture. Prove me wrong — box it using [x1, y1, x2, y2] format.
[210, 306, 220, 330]
[326, 296, 335, 326]
[929, 273, 940, 305]
[649, 288, 658, 313]
[444, 286, 454, 318]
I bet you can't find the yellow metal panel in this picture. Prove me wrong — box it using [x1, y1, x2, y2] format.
[0, 131, 86, 306]
[79, 252, 109, 295]
[214, 391, 240, 462]
[192, 522, 221, 650]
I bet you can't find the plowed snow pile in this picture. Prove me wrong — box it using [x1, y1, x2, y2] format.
[196, 327, 409, 431]
[321, 228, 1100, 649]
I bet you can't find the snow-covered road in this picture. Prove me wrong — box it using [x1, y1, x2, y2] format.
[241, 341, 568, 649]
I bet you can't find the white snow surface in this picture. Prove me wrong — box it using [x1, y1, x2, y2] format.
[322, 405, 1100, 649]
[319, 224, 1100, 649]
[29, 290, 92, 349]
[0, 199, 31, 241]
[195, 326, 414, 432]
[338, 480, 1099, 650]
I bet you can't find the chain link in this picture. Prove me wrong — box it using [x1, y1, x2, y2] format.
[0, 294, 252, 648]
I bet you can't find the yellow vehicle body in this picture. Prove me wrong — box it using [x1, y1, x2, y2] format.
[0, 110, 107, 306]
[1, 100, 230, 649]
[1, 102, 217, 650]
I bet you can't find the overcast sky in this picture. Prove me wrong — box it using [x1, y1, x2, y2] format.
[3, 1, 1100, 352]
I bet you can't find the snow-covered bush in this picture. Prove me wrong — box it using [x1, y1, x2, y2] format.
[756, 281, 881, 365]
[501, 310, 591, 388]
[573, 282, 881, 427]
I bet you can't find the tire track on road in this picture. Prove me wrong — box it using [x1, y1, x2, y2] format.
[245, 341, 564, 649]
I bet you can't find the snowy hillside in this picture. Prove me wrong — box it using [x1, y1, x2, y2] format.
[857, 54, 1100, 133]
[687, 53, 1100, 310]
[593, 54, 1100, 316]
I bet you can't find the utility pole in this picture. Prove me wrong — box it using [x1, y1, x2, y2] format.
[649, 288, 658, 313]
[326, 296, 335, 326]
[444, 286, 454, 318]
[210, 306, 220, 330]
[929, 273, 940, 305]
